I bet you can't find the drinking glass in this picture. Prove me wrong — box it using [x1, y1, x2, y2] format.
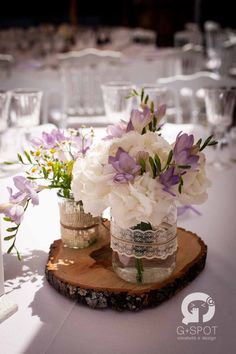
[137, 84, 170, 121]
[10, 89, 43, 129]
[204, 87, 236, 169]
[9, 89, 43, 145]
[101, 82, 134, 123]
[0, 91, 10, 175]
[138, 84, 167, 106]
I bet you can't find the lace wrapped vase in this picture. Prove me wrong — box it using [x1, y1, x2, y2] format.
[111, 204, 177, 284]
[58, 194, 100, 249]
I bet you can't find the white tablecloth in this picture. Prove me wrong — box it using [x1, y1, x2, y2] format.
[0, 124, 236, 354]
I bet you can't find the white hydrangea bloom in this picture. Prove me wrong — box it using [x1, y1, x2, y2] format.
[176, 153, 211, 205]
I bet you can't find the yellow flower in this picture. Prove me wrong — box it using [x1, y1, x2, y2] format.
[31, 167, 37, 173]
[50, 148, 56, 154]
[47, 161, 53, 167]
[35, 150, 41, 157]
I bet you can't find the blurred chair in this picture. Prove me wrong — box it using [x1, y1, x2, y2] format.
[221, 37, 236, 77]
[0, 54, 14, 79]
[57, 48, 123, 127]
[156, 71, 236, 124]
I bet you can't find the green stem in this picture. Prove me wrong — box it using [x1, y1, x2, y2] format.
[135, 258, 144, 284]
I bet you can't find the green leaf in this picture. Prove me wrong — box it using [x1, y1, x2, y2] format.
[16, 249, 22, 261]
[200, 135, 216, 151]
[132, 89, 138, 96]
[42, 167, 49, 179]
[3, 217, 12, 222]
[66, 160, 74, 176]
[17, 153, 24, 163]
[208, 141, 218, 146]
[153, 115, 157, 129]
[144, 94, 149, 104]
[24, 150, 32, 163]
[140, 88, 144, 102]
[140, 159, 146, 174]
[3, 161, 17, 165]
[4, 235, 15, 241]
[6, 227, 18, 232]
[150, 101, 154, 113]
[7, 243, 15, 254]
[166, 150, 173, 166]
[196, 138, 202, 146]
[27, 176, 38, 180]
[178, 164, 191, 169]
[149, 156, 156, 178]
[178, 176, 184, 194]
[154, 154, 162, 172]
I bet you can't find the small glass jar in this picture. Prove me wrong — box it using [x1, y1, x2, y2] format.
[58, 194, 100, 249]
[111, 205, 177, 284]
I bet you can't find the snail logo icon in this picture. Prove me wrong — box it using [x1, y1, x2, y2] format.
[181, 292, 215, 325]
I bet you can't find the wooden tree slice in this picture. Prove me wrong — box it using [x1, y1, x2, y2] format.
[45, 221, 207, 311]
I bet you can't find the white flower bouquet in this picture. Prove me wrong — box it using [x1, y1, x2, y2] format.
[71, 89, 216, 283]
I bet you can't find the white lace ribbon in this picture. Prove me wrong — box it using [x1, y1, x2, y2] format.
[110, 220, 178, 259]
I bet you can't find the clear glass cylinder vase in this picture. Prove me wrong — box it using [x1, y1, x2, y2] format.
[111, 205, 177, 284]
[58, 194, 100, 249]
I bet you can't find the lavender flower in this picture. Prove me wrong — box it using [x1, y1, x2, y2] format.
[73, 135, 92, 156]
[108, 147, 141, 183]
[160, 167, 180, 195]
[31, 129, 66, 149]
[126, 107, 152, 133]
[7, 176, 39, 206]
[155, 104, 166, 121]
[173, 132, 199, 170]
[104, 122, 127, 140]
[0, 176, 39, 224]
[5, 204, 25, 224]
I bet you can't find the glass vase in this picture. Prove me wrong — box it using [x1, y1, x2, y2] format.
[111, 205, 177, 284]
[58, 194, 100, 249]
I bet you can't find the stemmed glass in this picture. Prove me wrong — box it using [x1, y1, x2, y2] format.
[9, 89, 43, 147]
[0, 90, 11, 176]
[204, 87, 236, 169]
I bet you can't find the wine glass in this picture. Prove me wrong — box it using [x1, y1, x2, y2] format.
[9, 88, 43, 147]
[101, 82, 134, 123]
[204, 87, 236, 169]
[0, 90, 11, 176]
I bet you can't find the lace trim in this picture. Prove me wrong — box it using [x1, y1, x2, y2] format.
[110, 221, 177, 259]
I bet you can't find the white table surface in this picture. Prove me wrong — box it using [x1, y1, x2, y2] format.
[0, 124, 236, 354]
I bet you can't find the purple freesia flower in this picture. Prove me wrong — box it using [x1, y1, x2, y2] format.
[103, 122, 127, 140]
[173, 132, 199, 170]
[8, 176, 39, 206]
[155, 104, 166, 121]
[31, 129, 66, 149]
[0, 176, 40, 224]
[126, 107, 152, 133]
[73, 135, 92, 156]
[160, 167, 180, 196]
[5, 204, 25, 224]
[108, 147, 141, 183]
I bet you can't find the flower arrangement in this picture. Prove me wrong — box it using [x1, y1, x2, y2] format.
[0, 127, 93, 258]
[71, 89, 217, 283]
[72, 89, 216, 229]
